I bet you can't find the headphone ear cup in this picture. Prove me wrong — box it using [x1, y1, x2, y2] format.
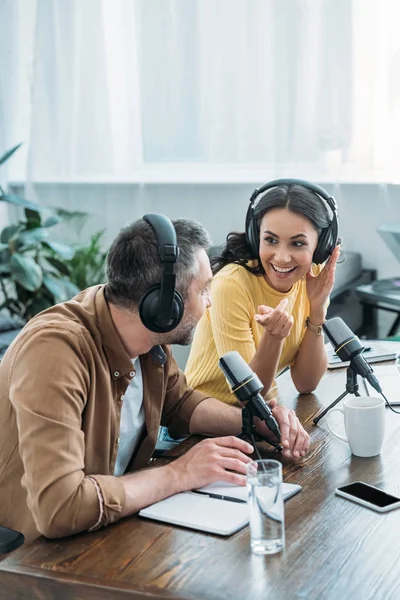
[313, 226, 334, 264]
[139, 285, 184, 333]
[250, 219, 260, 256]
[245, 209, 260, 256]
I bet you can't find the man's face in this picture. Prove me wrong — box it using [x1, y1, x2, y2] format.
[164, 248, 212, 346]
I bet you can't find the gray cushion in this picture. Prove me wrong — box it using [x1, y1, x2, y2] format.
[332, 251, 362, 297]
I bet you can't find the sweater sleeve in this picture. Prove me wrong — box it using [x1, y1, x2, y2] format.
[8, 327, 125, 539]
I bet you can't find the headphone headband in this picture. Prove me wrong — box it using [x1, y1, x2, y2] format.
[245, 178, 339, 265]
[249, 178, 337, 213]
[139, 214, 184, 333]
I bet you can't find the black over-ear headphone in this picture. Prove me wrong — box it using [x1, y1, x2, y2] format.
[139, 214, 184, 333]
[245, 178, 339, 265]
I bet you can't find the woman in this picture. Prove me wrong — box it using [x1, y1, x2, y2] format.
[185, 179, 340, 404]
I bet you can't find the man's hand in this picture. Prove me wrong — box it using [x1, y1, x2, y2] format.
[255, 398, 310, 459]
[171, 436, 254, 490]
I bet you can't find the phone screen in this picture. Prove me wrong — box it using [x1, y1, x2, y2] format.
[338, 482, 400, 508]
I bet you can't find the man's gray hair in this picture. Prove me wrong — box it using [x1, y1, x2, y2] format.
[105, 217, 211, 310]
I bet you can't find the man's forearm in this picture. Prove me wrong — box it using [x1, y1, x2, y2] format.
[189, 397, 242, 437]
[120, 463, 182, 517]
[120, 411, 249, 517]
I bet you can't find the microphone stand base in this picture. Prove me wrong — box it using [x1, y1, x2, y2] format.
[313, 365, 361, 424]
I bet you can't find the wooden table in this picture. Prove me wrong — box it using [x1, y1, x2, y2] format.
[1, 364, 400, 600]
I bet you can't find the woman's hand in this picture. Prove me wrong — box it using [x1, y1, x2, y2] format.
[306, 245, 340, 323]
[255, 298, 294, 340]
[255, 398, 310, 459]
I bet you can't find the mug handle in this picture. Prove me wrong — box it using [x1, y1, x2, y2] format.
[326, 408, 348, 442]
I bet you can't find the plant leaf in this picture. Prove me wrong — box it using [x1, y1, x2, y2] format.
[0, 245, 11, 266]
[53, 208, 89, 236]
[43, 215, 61, 228]
[53, 207, 89, 222]
[42, 273, 68, 303]
[1, 194, 46, 213]
[42, 255, 71, 276]
[0, 143, 22, 167]
[43, 240, 75, 260]
[17, 228, 49, 247]
[9, 254, 43, 291]
[60, 278, 81, 298]
[1, 224, 23, 244]
[25, 295, 53, 319]
[0, 298, 24, 318]
[25, 208, 42, 229]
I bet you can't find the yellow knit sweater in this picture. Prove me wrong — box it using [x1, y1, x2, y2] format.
[185, 262, 318, 404]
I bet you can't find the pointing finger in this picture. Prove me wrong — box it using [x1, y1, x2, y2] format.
[276, 298, 289, 310]
[257, 305, 274, 315]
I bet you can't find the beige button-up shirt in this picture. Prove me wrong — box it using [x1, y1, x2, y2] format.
[0, 286, 208, 541]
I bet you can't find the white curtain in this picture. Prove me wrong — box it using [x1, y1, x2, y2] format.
[1, 0, 399, 181]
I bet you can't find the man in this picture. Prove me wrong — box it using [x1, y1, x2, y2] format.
[0, 215, 309, 542]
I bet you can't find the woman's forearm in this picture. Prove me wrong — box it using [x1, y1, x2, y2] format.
[249, 332, 284, 395]
[291, 327, 328, 393]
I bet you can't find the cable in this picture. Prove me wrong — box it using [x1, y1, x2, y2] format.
[250, 433, 264, 461]
[380, 391, 400, 414]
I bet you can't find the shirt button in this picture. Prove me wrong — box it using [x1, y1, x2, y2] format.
[129, 371, 135, 378]
[114, 371, 120, 377]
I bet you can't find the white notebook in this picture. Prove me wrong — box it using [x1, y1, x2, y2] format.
[139, 481, 301, 536]
[357, 364, 400, 404]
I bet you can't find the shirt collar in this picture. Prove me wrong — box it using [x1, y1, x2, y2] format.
[92, 286, 167, 378]
[92, 286, 136, 379]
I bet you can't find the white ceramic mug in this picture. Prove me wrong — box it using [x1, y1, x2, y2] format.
[326, 396, 386, 457]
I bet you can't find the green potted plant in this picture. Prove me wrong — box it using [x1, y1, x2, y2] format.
[0, 144, 80, 321]
[68, 229, 107, 290]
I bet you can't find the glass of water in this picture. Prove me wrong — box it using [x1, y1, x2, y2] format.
[246, 459, 285, 555]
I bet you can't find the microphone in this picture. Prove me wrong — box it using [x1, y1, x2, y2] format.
[323, 317, 382, 394]
[218, 350, 281, 440]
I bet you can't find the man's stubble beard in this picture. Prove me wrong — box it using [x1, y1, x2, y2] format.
[161, 315, 198, 346]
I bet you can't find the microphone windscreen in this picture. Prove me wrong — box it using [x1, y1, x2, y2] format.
[218, 350, 252, 388]
[322, 317, 354, 348]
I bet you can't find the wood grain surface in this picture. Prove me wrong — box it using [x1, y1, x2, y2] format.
[1, 364, 400, 600]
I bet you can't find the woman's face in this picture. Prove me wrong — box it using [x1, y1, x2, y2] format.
[258, 207, 319, 292]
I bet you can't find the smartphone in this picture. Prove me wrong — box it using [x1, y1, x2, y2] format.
[335, 481, 400, 513]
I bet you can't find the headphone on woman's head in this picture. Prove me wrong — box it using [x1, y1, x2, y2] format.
[139, 214, 184, 333]
[245, 178, 339, 265]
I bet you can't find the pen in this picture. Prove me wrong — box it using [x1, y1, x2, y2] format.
[191, 490, 247, 504]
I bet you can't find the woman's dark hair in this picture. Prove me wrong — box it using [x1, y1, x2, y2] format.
[211, 184, 332, 276]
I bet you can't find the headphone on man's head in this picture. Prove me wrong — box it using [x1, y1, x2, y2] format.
[139, 214, 184, 333]
[245, 178, 339, 265]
